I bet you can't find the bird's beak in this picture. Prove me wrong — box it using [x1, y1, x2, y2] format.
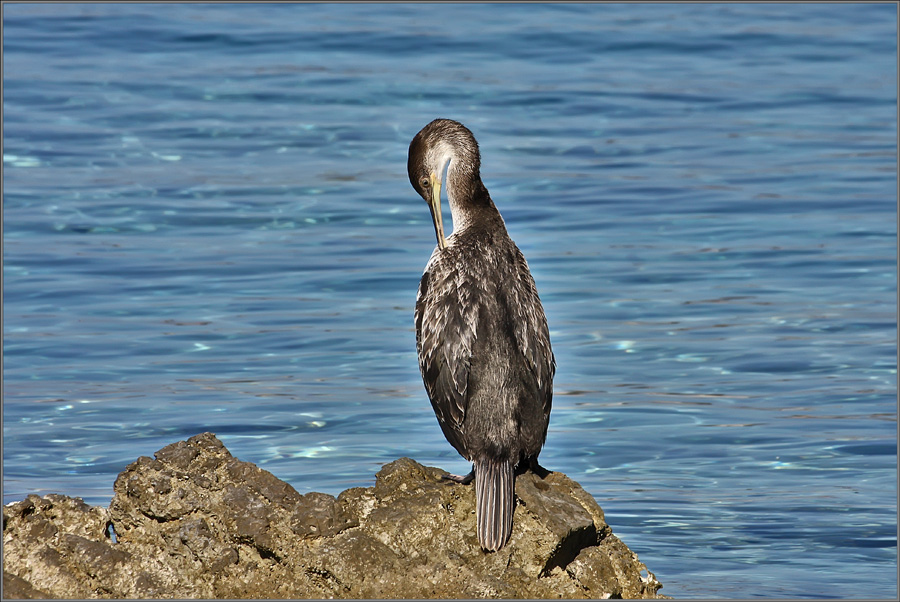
[427, 171, 447, 251]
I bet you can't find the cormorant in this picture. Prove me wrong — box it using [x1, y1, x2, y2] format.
[408, 119, 555, 552]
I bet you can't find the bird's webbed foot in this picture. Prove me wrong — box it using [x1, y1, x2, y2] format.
[441, 468, 475, 485]
[520, 456, 551, 479]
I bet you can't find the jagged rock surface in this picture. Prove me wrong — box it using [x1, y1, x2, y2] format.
[3, 432, 665, 599]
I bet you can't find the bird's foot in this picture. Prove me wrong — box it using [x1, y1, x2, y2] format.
[441, 469, 475, 485]
[521, 457, 551, 479]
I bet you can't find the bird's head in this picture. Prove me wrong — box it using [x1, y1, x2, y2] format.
[408, 119, 482, 251]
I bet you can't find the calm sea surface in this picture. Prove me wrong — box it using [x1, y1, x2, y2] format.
[3, 3, 896, 599]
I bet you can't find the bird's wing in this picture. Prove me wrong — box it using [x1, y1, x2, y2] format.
[509, 247, 556, 418]
[415, 245, 554, 430]
[415, 266, 477, 429]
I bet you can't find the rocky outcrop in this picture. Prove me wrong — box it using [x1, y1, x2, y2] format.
[3, 432, 665, 599]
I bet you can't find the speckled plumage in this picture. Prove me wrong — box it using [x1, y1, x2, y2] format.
[408, 119, 555, 552]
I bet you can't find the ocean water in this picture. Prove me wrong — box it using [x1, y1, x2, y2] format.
[3, 3, 896, 599]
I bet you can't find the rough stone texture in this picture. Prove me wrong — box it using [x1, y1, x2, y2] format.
[3, 432, 666, 599]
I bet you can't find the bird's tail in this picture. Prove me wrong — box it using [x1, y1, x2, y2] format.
[474, 457, 515, 552]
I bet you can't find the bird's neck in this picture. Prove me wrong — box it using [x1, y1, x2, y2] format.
[447, 173, 501, 236]
[447, 178, 503, 234]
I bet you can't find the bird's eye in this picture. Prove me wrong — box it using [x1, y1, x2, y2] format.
[420, 177, 430, 189]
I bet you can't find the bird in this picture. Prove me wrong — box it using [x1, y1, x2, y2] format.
[408, 118, 555, 552]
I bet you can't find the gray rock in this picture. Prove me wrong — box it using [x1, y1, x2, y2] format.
[3, 432, 666, 599]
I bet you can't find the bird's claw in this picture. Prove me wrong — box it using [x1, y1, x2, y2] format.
[441, 470, 475, 485]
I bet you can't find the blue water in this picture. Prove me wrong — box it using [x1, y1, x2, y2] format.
[3, 3, 896, 598]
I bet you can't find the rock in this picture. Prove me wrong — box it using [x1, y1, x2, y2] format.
[3, 571, 51, 600]
[3, 432, 666, 599]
